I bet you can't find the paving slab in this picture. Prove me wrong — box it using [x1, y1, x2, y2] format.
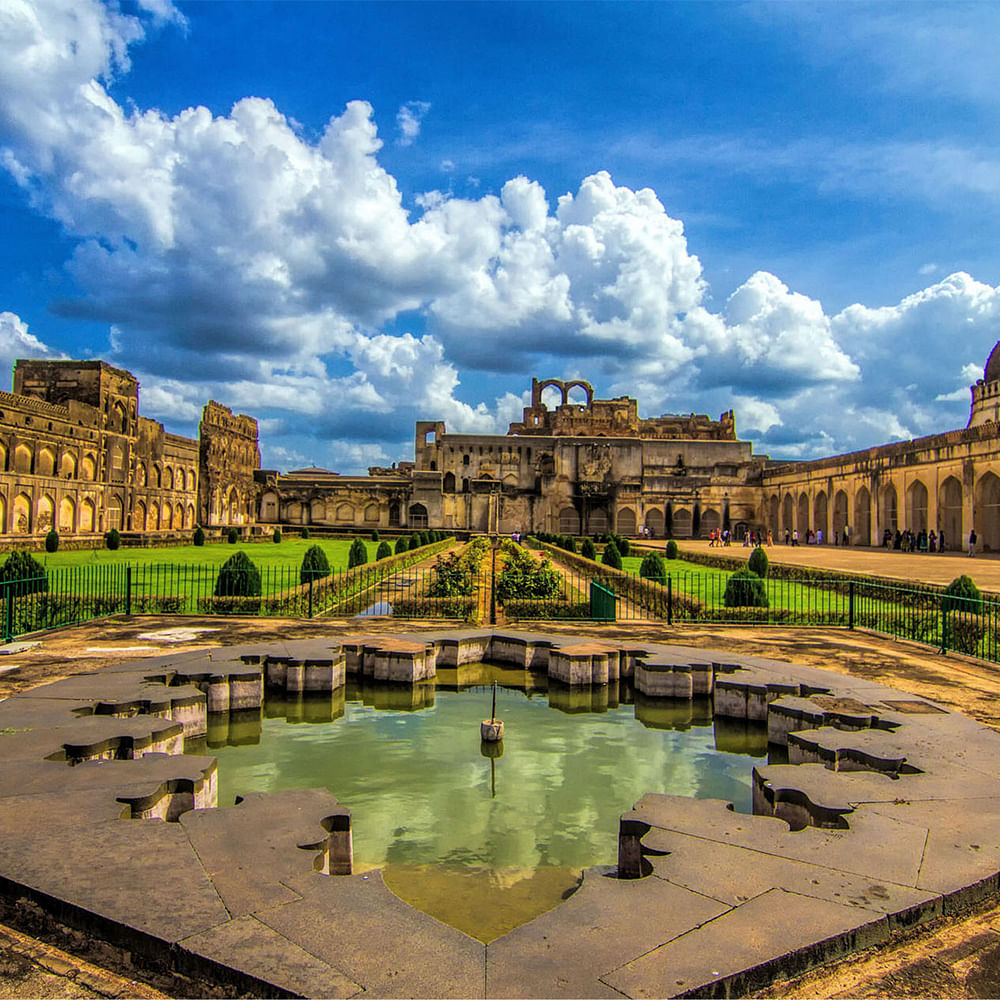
[178, 914, 361, 998]
[257, 869, 485, 999]
[486, 866, 729, 998]
[604, 887, 890, 999]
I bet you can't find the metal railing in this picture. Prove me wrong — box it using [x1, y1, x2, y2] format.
[1, 557, 997, 667]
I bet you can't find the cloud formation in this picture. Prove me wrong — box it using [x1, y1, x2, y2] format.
[1, 0, 999, 471]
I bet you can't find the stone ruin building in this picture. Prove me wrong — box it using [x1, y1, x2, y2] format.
[5, 347, 1000, 552]
[0, 360, 259, 539]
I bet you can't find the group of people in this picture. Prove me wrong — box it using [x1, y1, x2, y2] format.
[880, 528, 949, 553]
[707, 528, 732, 547]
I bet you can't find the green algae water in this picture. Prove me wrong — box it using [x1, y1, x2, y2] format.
[192, 664, 766, 941]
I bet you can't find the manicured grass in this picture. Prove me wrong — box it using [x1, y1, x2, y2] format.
[29, 537, 387, 573]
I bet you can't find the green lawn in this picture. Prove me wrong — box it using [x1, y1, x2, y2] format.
[32, 537, 387, 573]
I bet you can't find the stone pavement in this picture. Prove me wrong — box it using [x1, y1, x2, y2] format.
[4, 621, 1000, 996]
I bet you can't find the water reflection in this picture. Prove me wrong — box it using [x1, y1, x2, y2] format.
[195, 667, 770, 941]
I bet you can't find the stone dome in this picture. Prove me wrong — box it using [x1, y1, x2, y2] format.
[986, 341, 1000, 384]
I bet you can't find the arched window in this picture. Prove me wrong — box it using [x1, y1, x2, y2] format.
[617, 508, 636, 536]
[79, 498, 96, 533]
[36, 448, 55, 477]
[906, 480, 928, 533]
[408, 503, 428, 529]
[81, 454, 97, 481]
[61, 452, 77, 478]
[36, 495, 54, 532]
[364, 503, 379, 522]
[107, 496, 123, 531]
[14, 445, 32, 474]
[559, 507, 580, 535]
[133, 500, 146, 532]
[854, 486, 872, 545]
[59, 496, 76, 533]
[388, 502, 401, 527]
[939, 477, 963, 551]
[645, 508, 664, 537]
[813, 491, 828, 539]
[443, 472, 456, 493]
[336, 502, 354, 522]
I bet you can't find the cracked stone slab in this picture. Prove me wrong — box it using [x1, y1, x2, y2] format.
[178, 914, 361, 998]
[604, 887, 890, 999]
[486, 866, 729, 998]
[256, 869, 484, 999]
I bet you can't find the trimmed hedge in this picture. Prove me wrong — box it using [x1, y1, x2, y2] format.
[391, 596, 477, 619]
[504, 598, 590, 620]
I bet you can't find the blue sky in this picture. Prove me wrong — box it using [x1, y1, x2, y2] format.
[3, 1, 1000, 473]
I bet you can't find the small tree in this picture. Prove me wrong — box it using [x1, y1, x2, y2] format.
[227, 527, 238, 544]
[408, 534, 422, 551]
[582, 538, 598, 560]
[564, 536, 578, 554]
[665, 539, 679, 560]
[300, 544, 331, 584]
[601, 541, 622, 570]
[301, 527, 310, 539]
[748, 546, 769, 579]
[615, 534, 630, 557]
[105, 528, 121, 551]
[692, 503, 702, 538]
[44, 529, 59, 553]
[395, 536, 409, 555]
[272, 528, 281, 543]
[0, 550, 48, 596]
[214, 551, 261, 597]
[371, 528, 380, 542]
[639, 551, 666, 583]
[723, 568, 768, 608]
[348, 538, 368, 569]
[665, 501, 674, 537]
[376, 541, 392, 560]
[193, 525, 206, 547]
[943, 575, 982, 613]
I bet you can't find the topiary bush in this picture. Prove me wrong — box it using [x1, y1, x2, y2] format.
[0, 550, 48, 595]
[348, 538, 368, 569]
[376, 541, 392, 560]
[227, 527, 238, 544]
[395, 536, 409, 555]
[105, 528, 121, 551]
[300, 544, 331, 584]
[942, 574, 982, 613]
[601, 541, 622, 570]
[582, 538, 598, 560]
[301, 527, 310, 539]
[639, 551, 666, 583]
[564, 536, 577, 554]
[44, 529, 59, 553]
[408, 534, 421, 551]
[665, 539, 679, 560]
[748, 546, 769, 579]
[723, 568, 769, 608]
[272, 528, 281, 543]
[371, 529, 380, 542]
[193, 525, 205, 546]
[214, 551, 261, 597]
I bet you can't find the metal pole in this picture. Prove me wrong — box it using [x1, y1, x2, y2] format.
[667, 574, 673, 625]
[848, 581, 854, 630]
[490, 543, 497, 626]
[308, 575, 314, 618]
[125, 565, 132, 616]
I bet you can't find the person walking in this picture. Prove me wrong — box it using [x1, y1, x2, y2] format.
[969, 528, 978, 557]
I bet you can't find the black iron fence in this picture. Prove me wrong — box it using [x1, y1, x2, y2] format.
[1, 556, 997, 667]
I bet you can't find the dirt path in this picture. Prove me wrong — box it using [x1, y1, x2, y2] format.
[5, 615, 1000, 996]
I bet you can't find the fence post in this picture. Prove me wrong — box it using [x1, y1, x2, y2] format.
[848, 581, 854, 630]
[3, 582, 11, 644]
[490, 543, 497, 626]
[940, 595, 948, 654]
[124, 565, 132, 616]
[667, 574, 673, 626]
[308, 576, 314, 618]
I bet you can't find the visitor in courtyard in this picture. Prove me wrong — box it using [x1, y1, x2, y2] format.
[766, 530, 773, 546]
[940, 530, 946, 551]
[843, 524, 850, 546]
[817, 528, 823, 545]
[792, 529, 799, 546]
[929, 530, 937, 552]
[969, 529, 978, 557]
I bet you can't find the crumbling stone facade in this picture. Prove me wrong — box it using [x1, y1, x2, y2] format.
[0, 361, 259, 539]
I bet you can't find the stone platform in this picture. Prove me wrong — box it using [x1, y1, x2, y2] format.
[2, 628, 1000, 997]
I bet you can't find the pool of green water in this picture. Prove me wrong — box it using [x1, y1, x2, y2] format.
[187, 663, 769, 940]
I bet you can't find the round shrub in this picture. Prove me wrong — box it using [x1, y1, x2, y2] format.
[0, 550, 48, 595]
[601, 541, 622, 570]
[564, 536, 577, 554]
[723, 568, 769, 608]
[665, 539, 679, 560]
[639, 551, 666, 583]
[408, 534, 421, 551]
[214, 551, 261, 597]
[300, 544, 331, 584]
[582, 538, 597, 561]
[376, 541, 392, 560]
[105, 528, 121, 551]
[272, 528, 281, 543]
[348, 538, 368, 569]
[371, 529, 380, 542]
[301, 527, 310, 540]
[227, 527, 238, 544]
[615, 534, 630, 558]
[395, 536, 409, 555]
[943, 575, 982, 613]
[193, 525, 206, 547]
[44, 529, 59, 553]
[747, 546, 769, 579]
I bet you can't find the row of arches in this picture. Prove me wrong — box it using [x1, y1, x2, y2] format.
[0, 492, 200, 535]
[0, 442, 197, 493]
[768, 473, 1000, 549]
[557, 505, 715, 538]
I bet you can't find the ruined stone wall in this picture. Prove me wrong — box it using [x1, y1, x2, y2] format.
[198, 402, 261, 528]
